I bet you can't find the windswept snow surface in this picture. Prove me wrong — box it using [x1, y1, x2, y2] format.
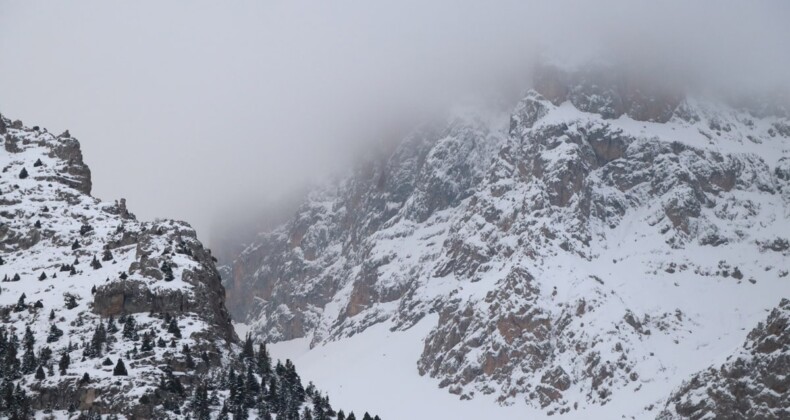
[266, 317, 530, 420]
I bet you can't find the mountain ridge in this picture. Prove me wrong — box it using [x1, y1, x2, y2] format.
[225, 65, 790, 418]
[0, 113, 376, 419]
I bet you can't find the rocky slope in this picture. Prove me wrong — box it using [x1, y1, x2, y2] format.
[225, 65, 790, 417]
[0, 115, 235, 418]
[0, 114, 374, 419]
[658, 298, 790, 419]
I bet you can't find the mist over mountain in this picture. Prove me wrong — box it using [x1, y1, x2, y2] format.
[2, 1, 790, 419]
[2, 1, 789, 242]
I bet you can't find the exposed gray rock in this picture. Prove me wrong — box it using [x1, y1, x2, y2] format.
[658, 299, 790, 420]
[0, 114, 238, 418]
[222, 64, 790, 413]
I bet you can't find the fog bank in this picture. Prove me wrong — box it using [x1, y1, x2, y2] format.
[1, 0, 787, 245]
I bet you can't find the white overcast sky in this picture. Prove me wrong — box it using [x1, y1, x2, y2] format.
[1, 1, 788, 244]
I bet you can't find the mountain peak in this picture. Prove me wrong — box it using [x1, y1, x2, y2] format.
[224, 77, 790, 417]
[1, 115, 375, 418]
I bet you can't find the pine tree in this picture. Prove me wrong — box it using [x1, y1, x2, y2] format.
[347, 412, 356, 420]
[86, 319, 107, 358]
[71, 239, 80, 250]
[4, 332, 21, 380]
[113, 358, 128, 376]
[157, 337, 167, 348]
[122, 315, 137, 340]
[140, 332, 154, 351]
[35, 365, 46, 380]
[1, 380, 13, 412]
[12, 384, 32, 418]
[161, 261, 175, 281]
[46, 324, 63, 343]
[167, 318, 182, 338]
[12, 273, 20, 281]
[312, 396, 324, 420]
[107, 316, 119, 334]
[64, 293, 78, 309]
[34, 220, 41, 228]
[232, 372, 247, 410]
[217, 402, 230, 420]
[102, 248, 114, 262]
[185, 346, 196, 369]
[192, 383, 211, 420]
[258, 403, 274, 420]
[284, 359, 306, 406]
[337, 410, 346, 420]
[49, 309, 56, 320]
[362, 413, 373, 420]
[38, 271, 47, 281]
[69, 265, 77, 276]
[257, 342, 272, 377]
[15, 293, 26, 311]
[209, 389, 220, 406]
[313, 393, 334, 420]
[234, 404, 249, 420]
[80, 372, 91, 385]
[91, 256, 102, 269]
[242, 333, 255, 360]
[21, 326, 36, 374]
[303, 407, 314, 420]
[37, 346, 52, 366]
[59, 352, 70, 374]
[33, 158, 43, 167]
[160, 370, 185, 396]
[19, 167, 28, 179]
[246, 364, 260, 395]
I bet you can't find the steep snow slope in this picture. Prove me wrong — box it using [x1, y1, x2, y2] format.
[227, 66, 790, 418]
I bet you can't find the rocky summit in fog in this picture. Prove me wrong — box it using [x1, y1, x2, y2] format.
[225, 64, 790, 418]
[0, 115, 378, 419]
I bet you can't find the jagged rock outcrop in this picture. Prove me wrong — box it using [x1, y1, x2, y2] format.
[225, 66, 790, 414]
[0, 114, 240, 417]
[533, 64, 682, 123]
[658, 298, 790, 420]
[1, 113, 371, 420]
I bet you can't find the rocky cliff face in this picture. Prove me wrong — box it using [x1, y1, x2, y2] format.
[225, 65, 790, 416]
[0, 114, 238, 417]
[659, 298, 790, 420]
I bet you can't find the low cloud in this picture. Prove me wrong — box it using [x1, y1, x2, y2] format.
[1, 0, 787, 244]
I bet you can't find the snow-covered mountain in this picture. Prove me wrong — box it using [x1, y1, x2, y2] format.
[225, 64, 790, 419]
[659, 298, 790, 419]
[0, 114, 378, 419]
